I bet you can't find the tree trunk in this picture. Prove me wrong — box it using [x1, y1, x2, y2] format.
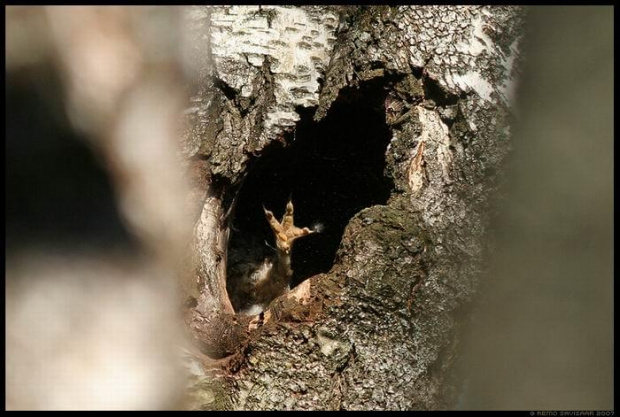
[182, 5, 526, 410]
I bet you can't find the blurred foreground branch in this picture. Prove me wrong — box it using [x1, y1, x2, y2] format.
[6, 6, 193, 410]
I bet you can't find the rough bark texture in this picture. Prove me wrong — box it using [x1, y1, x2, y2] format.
[182, 5, 526, 410]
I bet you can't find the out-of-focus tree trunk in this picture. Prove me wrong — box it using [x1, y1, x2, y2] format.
[6, 6, 191, 410]
[183, 6, 526, 410]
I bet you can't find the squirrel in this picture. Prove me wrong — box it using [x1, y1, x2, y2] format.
[230, 200, 318, 315]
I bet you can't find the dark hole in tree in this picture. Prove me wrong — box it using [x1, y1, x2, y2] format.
[227, 79, 394, 299]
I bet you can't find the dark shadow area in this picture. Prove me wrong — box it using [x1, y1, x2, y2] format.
[228, 79, 394, 288]
[5, 68, 139, 254]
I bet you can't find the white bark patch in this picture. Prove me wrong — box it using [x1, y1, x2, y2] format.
[209, 6, 338, 141]
[194, 193, 234, 314]
[397, 6, 522, 107]
[451, 71, 495, 103]
[465, 13, 495, 56]
[407, 139, 427, 195]
[450, 15, 521, 105]
[195, 196, 222, 260]
[416, 107, 453, 187]
[498, 38, 521, 106]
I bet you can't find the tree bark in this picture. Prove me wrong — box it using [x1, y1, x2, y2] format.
[182, 5, 526, 410]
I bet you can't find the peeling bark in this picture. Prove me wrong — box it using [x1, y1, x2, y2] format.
[183, 5, 526, 410]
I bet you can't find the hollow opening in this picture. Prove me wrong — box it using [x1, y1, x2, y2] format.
[227, 79, 394, 309]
